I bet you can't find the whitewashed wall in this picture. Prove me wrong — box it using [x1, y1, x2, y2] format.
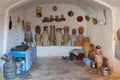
[0, 10, 5, 55]
[24, 4, 87, 56]
[7, 9, 25, 52]
[24, 4, 87, 36]
[86, 9, 113, 67]
[0, 9, 5, 71]
[7, 4, 87, 57]
[112, 8, 120, 74]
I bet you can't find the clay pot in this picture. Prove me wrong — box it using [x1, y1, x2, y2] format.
[83, 42, 90, 58]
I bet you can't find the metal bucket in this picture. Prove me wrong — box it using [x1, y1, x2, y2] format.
[101, 67, 111, 76]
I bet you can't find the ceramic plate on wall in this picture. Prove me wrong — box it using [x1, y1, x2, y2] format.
[77, 16, 83, 22]
[68, 11, 74, 17]
[52, 6, 57, 11]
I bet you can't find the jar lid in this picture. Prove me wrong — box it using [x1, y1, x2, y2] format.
[1, 54, 13, 60]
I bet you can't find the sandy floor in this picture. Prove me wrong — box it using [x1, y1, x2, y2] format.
[16, 57, 120, 80]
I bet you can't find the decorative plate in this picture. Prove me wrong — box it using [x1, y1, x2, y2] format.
[68, 11, 74, 17]
[52, 6, 57, 11]
[77, 16, 83, 22]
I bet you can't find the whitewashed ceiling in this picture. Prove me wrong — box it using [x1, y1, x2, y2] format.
[101, 0, 120, 7]
[10, 0, 110, 11]
[0, 0, 120, 10]
[0, 0, 18, 9]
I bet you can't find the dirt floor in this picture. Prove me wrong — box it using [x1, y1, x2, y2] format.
[16, 57, 120, 80]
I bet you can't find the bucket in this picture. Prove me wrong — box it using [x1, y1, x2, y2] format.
[101, 67, 111, 76]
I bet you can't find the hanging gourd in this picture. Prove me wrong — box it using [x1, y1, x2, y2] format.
[9, 16, 12, 30]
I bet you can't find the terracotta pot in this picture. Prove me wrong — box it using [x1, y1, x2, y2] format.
[83, 42, 90, 58]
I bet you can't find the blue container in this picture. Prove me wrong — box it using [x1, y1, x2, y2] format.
[82, 58, 92, 66]
[3, 59, 16, 80]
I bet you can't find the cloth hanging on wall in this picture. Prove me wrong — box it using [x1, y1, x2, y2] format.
[115, 41, 120, 60]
